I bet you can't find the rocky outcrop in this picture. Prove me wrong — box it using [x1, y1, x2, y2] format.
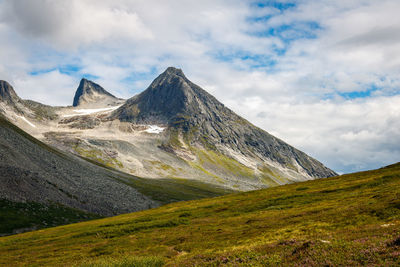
[0, 80, 19, 103]
[73, 78, 124, 107]
[0, 80, 20, 107]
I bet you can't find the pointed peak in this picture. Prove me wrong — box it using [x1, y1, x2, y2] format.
[148, 67, 190, 92]
[0, 80, 12, 88]
[78, 77, 97, 87]
[162, 67, 186, 78]
[0, 80, 19, 104]
[112, 67, 223, 124]
[73, 78, 118, 107]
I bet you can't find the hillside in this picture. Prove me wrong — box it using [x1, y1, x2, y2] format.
[0, 115, 233, 236]
[1, 163, 399, 266]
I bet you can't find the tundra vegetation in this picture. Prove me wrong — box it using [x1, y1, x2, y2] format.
[1, 163, 399, 266]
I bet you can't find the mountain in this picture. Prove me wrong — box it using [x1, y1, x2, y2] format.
[2, 162, 399, 266]
[111, 67, 336, 179]
[0, 114, 232, 235]
[0, 68, 336, 192]
[72, 78, 124, 108]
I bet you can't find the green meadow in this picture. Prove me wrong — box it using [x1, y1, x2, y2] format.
[1, 163, 399, 266]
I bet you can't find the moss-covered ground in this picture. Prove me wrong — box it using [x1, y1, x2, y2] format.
[1, 163, 399, 266]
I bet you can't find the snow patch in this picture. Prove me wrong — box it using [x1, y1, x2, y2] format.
[62, 105, 121, 117]
[144, 125, 165, 134]
[16, 115, 36, 128]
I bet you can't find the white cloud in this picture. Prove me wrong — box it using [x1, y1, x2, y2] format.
[1, 0, 153, 49]
[12, 70, 77, 106]
[0, 0, 399, 173]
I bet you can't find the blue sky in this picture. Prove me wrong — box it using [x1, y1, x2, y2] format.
[0, 0, 399, 174]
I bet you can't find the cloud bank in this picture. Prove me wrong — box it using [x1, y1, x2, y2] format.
[0, 0, 399, 173]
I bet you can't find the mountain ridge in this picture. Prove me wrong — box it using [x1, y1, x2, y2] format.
[0, 67, 336, 192]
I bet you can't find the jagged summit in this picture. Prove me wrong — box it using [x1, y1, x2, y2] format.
[112, 66, 225, 124]
[163, 66, 186, 78]
[72, 78, 122, 108]
[0, 80, 19, 104]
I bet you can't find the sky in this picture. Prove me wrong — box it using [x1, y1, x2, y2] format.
[0, 0, 399, 174]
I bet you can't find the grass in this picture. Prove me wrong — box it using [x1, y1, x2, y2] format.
[75, 255, 164, 267]
[1, 163, 399, 266]
[0, 199, 101, 236]
[196, 149, 255, 179]
[74, 146, 124, 169]
[115, 174, 235, 204]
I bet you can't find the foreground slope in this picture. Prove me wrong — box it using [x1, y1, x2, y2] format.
[1, 163, 399, 266]
[0, 115, 233, 235]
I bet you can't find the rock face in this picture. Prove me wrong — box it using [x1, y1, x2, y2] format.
[112, 67, 337, 179]
[0, 80, 20, 105]
[73, 78, 124, 108]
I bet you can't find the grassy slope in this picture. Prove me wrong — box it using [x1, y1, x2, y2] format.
[1, 163, 400, 266]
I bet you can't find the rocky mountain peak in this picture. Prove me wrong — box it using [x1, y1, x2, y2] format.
[73, 78, 119, 107]
[111, 67, 337, 179]
[111, 66, 224, 124]
[164, 66, 185, 77]
[147, 67, 190, 95]
[0, 80, 19, 104]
